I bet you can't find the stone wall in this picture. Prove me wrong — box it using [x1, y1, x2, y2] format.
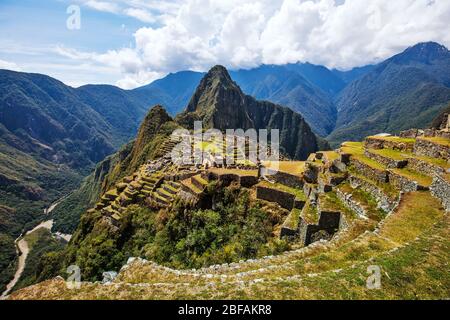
[294, 198, 306, 210]
[335, 187, 367, 218]
[239, 175, 259, 188]
[399, 128, 422, 138]
[414, 138, 449, 160]
[256, 186, 295, 210]
[406, 157, 445, 177]
[263, 168, 304, 188]
[303, 163, 320, 184]
[430, 175, 450, 212]
[364, 150, 407, 168]
[303, 212, 341, 246]
[387, 170, 422, 192]
[349, 176, 398, 213]
[303, 183, 319, 201]
[350, 158, 388, 184]
[365, 137, 415, 152]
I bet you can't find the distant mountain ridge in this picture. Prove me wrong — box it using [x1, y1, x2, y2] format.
[329, 42, 450, 145]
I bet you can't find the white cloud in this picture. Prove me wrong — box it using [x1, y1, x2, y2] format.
[84, 0, 120, 13]
[0, 59, 21, 71]
[124, 8, 156, 23]
[58, 0, 450, 88]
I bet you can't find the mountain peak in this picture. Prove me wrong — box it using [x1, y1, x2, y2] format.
[184, 65, 242, 115]
[203, 65, 235, 87]
[392, 41, 449, 64]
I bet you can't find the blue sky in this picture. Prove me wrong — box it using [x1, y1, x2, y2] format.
[0, 0, 155, 86]
[1, 0, 449, 89]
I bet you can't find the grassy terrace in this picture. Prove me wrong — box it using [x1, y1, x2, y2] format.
[348, 170, 399, 200]
[368, 148, 408, 160]
[341, 142, 386, 170]
[10, 191, 448, 300]
[391, 168, 433, 186]
[284, 208, 302, 230]
[301, 199, 319, 224]
[419, 136, 450, 147]
[369, 147, 450, 169]
[318, 191, 357, 220]
[321, 151, 340, 162]
[338, 183, 385, 221]
[367, 135, 416, 144]
[258, 180, 307, 201]
[262, 161, 306, 176]
[180, 178, 202, 194]
[209, 168, 258, 177]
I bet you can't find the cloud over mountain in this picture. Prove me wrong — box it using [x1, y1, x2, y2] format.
[59, 0, 450, 88]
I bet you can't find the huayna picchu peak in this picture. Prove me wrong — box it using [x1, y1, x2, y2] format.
[177, 65, 322, 160]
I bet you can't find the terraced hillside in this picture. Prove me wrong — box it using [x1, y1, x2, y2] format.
[9, 116, 449, 300]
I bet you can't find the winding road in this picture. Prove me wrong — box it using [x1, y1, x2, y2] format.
[1, 199, 69, 298]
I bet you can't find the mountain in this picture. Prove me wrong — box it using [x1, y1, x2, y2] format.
[328, 42, 450, 146]
[331, 65, 375, 84]
[230, 65, 337, 136]
[0, 69, 163, 291]
[52, 106, 180, 234]
[132, 71, 204, 116]
[284, 62, 346, 96]
[176, 65, 322, 160]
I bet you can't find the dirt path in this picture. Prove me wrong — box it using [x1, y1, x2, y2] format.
[1, 199, 64, 299]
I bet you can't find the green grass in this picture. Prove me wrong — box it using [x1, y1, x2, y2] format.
[391, 168, 433, 186]
[338, 183, 386, 221]
[367, 136, 416, 144]
[419, 136, 450, 147]
[258, 181, 307, 201]
[368, 148, 409, 161]
[284, 209, 302, 230]
[341, 142, 386, 170]
[301, 200, 319, 224]
[347, 169, 399, 200]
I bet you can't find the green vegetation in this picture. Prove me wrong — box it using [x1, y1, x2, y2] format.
[338, 183, 386, 221]
[12, 228, 66, 292]
[341, 142, 387, 170]
[284, 209, 302, 230]
[301, 200, 319, 224]
[318, 191, 358, 221]
[367, 135, 416, 144]
[391, 168, 433, 186]
[0, 233, 17, 293]
[62, 183, 289, 281]
[419, 136, 450, 147]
